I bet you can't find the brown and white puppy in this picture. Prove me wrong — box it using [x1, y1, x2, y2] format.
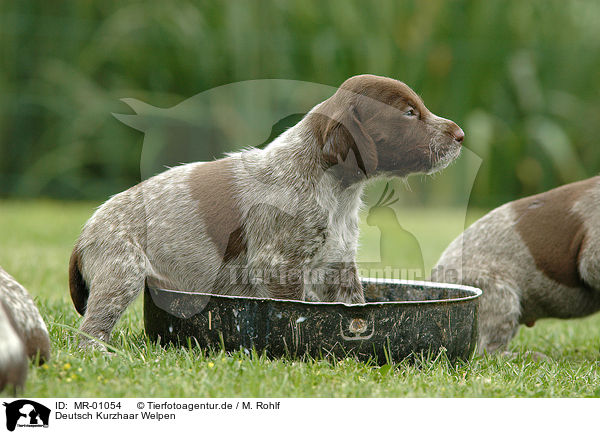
[69, 74, 464, 347]
[432, 177, 600, 354]
[0, 267, 51, 391]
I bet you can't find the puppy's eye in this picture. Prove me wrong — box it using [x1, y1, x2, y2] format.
[404, 108, 417, 117]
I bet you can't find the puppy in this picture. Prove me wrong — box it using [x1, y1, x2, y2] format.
[0, 267, 51, 391]
[69, 74, 464, 347]
[432, 177, 600, 354]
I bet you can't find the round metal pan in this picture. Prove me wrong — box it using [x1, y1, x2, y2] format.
[144, 278, 481, 364]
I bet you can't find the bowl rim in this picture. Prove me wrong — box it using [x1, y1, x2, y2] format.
[146, 277, 482, 308]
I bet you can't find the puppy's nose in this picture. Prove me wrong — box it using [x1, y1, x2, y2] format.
[453, 126, 464, 144]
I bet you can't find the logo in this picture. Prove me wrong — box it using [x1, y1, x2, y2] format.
[3, 400, 50, 431]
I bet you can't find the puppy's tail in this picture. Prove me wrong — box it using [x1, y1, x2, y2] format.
[69, 248, 89, 316]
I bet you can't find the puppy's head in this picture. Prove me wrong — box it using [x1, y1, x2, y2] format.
[312, 74, 464, 180]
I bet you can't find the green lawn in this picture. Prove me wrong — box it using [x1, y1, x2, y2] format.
[1, 200, 599, 397]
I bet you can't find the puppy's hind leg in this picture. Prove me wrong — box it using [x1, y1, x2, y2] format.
[478, 278, 549, 361]
[74, 246, 148, 349]
[476, 278, 521, 355]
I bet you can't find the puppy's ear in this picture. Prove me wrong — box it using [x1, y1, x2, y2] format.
[322, 105, 378, 176]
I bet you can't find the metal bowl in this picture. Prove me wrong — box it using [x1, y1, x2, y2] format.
[144, 278, 481, 364]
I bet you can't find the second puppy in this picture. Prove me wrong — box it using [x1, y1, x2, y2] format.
[433, 177, 600, 354]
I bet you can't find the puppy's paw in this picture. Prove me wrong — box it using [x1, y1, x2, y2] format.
[303, 293, 321, 302]
[77, 336, 111, 354]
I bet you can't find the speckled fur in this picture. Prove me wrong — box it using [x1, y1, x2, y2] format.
[432, 177, 600, 354]
[70, 74, 463, 347]
[0, 267, 50, 391]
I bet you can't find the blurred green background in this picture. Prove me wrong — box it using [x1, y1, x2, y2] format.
[1, 0, 600, 207]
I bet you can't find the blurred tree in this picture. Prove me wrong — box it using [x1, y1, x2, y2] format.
[0, 0, 599, 206]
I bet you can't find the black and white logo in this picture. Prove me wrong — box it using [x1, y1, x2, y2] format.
[3, 400, 50, 431]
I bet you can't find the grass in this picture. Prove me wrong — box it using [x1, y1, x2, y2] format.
[1, 199, 600, 397]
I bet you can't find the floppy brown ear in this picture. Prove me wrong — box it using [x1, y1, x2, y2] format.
[322, 105, 378, 177]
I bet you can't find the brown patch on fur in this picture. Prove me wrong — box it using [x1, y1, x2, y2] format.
[188, 159, 246, 261]
[512, 177, 599, 287]
[69, 248, 88, 316]
[307, 74, 462, 178]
